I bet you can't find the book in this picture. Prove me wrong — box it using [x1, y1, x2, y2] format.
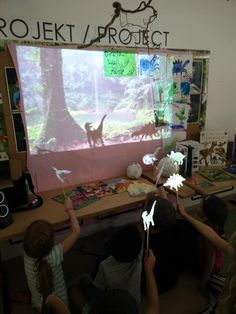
[187, 176, 215, 188]
[224, 164, 236, 175]
[176, 140, 200, 175]
[199, 130, 228, 167]
[198, 168, 234, 182]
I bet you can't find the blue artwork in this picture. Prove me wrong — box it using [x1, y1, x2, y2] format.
[139, 54, 160, 77]
[181, 81, 190, 96]
[172, 59, 190, 76]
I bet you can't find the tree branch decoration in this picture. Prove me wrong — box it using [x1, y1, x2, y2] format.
[77, 0, 158, 49]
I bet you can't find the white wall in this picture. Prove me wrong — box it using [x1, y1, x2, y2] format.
[1, 0, 236, 139]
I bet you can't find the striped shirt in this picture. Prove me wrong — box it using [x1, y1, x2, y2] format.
[24, 243, 68, 312]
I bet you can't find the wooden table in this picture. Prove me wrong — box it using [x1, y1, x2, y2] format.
[0, 180, 152, 242]
[142, 169, 236, 199]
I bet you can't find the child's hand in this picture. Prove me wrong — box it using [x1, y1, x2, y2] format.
[176, 202, 187, 217]
[144, 249, 156, 273]
[65, 196, 73, 211]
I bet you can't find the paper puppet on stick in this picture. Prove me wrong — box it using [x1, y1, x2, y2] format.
[155, 163, 164, 186]
[142, 200, 157, 249]
[167, 151, 185, 171]
[163, 174, 185, 202]
[52, 167, 72, 197]
[142, 147, 161, 166]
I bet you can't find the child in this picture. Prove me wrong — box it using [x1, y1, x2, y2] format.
[23, 197, 80, 313]
[184, 181, 228, 296]
[142, 187, 180, 293]
[89, 249, 160, 314]
[93, 223, 143, 306]
[177, 201, 236, 314]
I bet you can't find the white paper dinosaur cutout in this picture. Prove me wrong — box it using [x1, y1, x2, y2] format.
[142, 200, 157, 230]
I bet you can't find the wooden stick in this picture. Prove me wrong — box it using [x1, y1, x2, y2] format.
[147, 229, 150, 249]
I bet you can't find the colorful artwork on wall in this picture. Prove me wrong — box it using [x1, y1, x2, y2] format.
[5, 67, 21, 111]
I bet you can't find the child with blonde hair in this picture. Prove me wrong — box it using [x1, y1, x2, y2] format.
[23, 197, 80, 313]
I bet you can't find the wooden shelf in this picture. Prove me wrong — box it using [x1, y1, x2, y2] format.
[0, 178, 13, 189]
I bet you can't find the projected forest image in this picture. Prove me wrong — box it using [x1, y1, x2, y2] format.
[16, 46, 183, 155]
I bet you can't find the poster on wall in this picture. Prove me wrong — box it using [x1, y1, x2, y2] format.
[5, 67, 20, 111]
[12, 112, 26, 152]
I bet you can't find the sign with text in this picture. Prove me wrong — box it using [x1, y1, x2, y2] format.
[0, 16, 170, 48]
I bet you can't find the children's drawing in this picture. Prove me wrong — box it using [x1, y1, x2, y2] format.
[104, 51, 136, 77]
[172, 59, 190, 76]
[5, 67, 21, 111]
[139, 54, 161, 78]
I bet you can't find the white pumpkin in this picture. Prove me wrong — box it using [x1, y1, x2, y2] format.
[157, 156, 179, 178]
[126, 162, 142, 179]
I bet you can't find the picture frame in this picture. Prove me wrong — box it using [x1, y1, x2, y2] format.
[11, 112, 26, 152]
[5, 67, 20, 111]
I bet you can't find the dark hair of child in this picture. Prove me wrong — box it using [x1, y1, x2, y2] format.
[89, 288, 138, 314]
[23, 219, 54, 300]
[111, 224, 142, 263]
[202, 195, 228, 236]
[146, 197, 176, 233]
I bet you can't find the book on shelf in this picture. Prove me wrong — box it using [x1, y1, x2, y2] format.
[198, 168, 234, 182]
[176, 140, 200, 177]
[224, 164, 236, 175]
[199, 130, 228, 167]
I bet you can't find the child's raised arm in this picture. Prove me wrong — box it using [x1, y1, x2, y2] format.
[144, 249, 160, 314]
[61, 197, 80, 254]
[176, 202, 232, 255]
[184, 179, 208, 198]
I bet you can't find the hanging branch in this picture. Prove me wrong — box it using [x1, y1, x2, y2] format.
[77, 0, 158, 49]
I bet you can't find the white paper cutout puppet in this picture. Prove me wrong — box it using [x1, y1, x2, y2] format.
[142, 200, 157, 248]
[163, 173, 185, 202]
[142, 147, 161, 165]
[167, 151, 185, 170]
[52, 167, 72, 197]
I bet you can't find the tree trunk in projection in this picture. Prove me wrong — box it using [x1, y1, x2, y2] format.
[37, 48, 86, 151]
